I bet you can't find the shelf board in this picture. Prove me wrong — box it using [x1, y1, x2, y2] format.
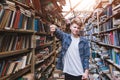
[91, 40, 120, 49]
[56, 47, 61, 54]
[0, 49, 31, 58]
[92, 26, 120, 36]
[8, 65, 31, 80]
[0, 29, 34, 34]
[102, 71, 113, 80]
[0, 75, 10, 80]
[112, 4, 120, 11]
[12, 0, 31, 9]
[35, 41, 53, 49]
[36, 59, 45, 66]
[99, 26, 120, 34]
[106, 59, 120, 70]
[48, 67, 54, 78]
[35, 32, 51, 36]
[44, 50, 55, 60]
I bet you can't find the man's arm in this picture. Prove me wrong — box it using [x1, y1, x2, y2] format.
[82, 40, 90, 79]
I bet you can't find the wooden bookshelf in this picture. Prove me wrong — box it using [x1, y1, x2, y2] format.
[84, 0, 120, 79]
[0, 0, 61, 79]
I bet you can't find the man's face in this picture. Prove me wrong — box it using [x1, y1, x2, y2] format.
[70, 23, 80, 36]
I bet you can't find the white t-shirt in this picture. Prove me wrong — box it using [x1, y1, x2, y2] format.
[63, 35, 84, 76]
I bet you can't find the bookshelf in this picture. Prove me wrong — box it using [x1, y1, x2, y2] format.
[0, 0, 64, 80]
[84, 0, 120, 79]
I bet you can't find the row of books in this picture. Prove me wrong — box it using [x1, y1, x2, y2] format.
[34, 18, 50, 33]
[0, 2, 50, 33]
[92, 42, 120, 66]
[0, 3, 33, 30]
[35, 35, 53, 47]
[113, 30, 120, 46]
[92, 50, 120, 79]
[99, 32, 113, 45]
[91, 43, 120, 78]
[109, 49, 120, 65]
[0, 52, 32, 77]
[0, 34, 32, 52]
[99, 19, 113, 31]
[87, 0, 120, 79]
[35, 36, 47, 47]
[92, 29, 120, 47]
[4, 0, 41, 13]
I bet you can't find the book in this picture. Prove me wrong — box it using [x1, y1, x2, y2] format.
[13, 10, 21, 29]
[0, 9, 11, 29]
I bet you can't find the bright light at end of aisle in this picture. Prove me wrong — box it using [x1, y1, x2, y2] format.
[62, 0, 96, 19]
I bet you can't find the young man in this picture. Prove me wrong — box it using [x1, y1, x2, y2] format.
[50, 18, 90, 80]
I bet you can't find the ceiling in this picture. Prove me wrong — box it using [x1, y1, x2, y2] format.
[62, 0, 96, 19]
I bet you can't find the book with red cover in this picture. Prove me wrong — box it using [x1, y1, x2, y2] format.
[13, 10, 21, 29]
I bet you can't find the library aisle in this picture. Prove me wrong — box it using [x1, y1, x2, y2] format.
[0, 0, 120, 80]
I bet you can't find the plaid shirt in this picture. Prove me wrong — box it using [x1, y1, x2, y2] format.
[54, 28, 90, 71]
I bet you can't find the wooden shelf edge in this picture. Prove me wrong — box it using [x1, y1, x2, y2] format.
[0, 49, 31, 58]
[9, 64, 31, 80]
[48, 67, 54, 78]
[35, 32, 51, 36]
[91, 40, 120, 49]
[0, 29, 34, 34]
[106, 59, 120, 70]
[35, 41, 53, 49]
[35, 50, 55, 65]
[93, 26, 120, 35]
[44, 50, 55, 60]
[12, 0, 30, 9]
[102, 71, 113, 80]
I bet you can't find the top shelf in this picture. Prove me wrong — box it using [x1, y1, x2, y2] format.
[6, 0, 34, 9]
